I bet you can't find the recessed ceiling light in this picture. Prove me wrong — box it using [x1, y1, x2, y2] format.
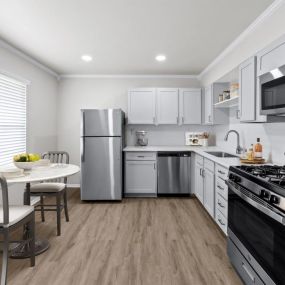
[81, 54, 93, 62]
[155, 54, 166, 62]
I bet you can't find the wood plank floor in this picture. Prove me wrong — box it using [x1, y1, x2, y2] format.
[5, 190, 242, 285]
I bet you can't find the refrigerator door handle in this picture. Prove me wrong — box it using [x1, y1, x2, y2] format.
[81, 110, 85, 137]
[81, 138, 85, 162]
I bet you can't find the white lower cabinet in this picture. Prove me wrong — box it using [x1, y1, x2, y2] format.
[203, 166, 215, 217]
[125, 152, 157, 196]
[195, 157, 204, 203]
[215, 164, 229, 235]
[194, 155, 229, 234]
[194, 155, 215, 218]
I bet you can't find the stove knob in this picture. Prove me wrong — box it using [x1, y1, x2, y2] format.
[229, 174, 241, 183]
[270, 195, 280, 204]
[260, 190, 270, 199]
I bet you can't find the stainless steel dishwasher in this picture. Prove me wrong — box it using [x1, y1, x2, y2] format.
[157, 152, 191, 195]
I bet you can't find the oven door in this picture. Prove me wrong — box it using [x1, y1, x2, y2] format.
[260, 65, 285, 115]
[227, 182, 285, 285]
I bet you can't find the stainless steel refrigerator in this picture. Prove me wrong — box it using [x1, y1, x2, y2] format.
[80, 109, 125, 200]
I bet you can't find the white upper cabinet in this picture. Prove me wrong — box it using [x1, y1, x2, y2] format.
[256, 34, 285, 76]
[239, 57, 266, 123]
[204, 85, 212, 124]
[128, 88, 202, 125]
[128, 88, 156, 124]
[179, 88, 202, 124]
[203, 84, 229, 125]
[156, 88, 179, 124]
[239, 57, 256, 122]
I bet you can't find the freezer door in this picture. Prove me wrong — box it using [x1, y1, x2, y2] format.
[81, 109, 123, 137]
[80, 137, 122, 200]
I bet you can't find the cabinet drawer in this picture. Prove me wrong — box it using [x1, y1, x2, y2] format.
[215, 164, 228, 181]
[228, 240, 264, 285]
[216, 194, 228, 218]
[195, 154, 204, 165]
[215, 210, 227, 235]
[216, 177, 228, 200]
[204, 158, 214, 172]
[125, 152, 156, 161]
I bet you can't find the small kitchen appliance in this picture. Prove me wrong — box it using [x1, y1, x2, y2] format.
[185, 132, 204, 146]
[136, 131, 148, 146]
[226, 164, 285, 285]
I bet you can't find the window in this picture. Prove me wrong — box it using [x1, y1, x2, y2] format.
[0, 73, 27, 167]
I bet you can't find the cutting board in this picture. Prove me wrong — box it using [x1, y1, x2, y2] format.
[240, 158, 266, 164]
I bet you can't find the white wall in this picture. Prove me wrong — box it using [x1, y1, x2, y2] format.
[57, 77, 202, 183]
[200, 2, 285, 165]
[0, 45, 58, 204]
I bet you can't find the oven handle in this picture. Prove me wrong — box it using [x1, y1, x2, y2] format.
[226, 180, 285, 226]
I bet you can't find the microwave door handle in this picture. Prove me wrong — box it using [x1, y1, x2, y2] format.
[226, 180, 285, 226]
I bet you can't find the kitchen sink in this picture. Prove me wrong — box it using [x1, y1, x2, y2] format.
[205, 151, 239, 158]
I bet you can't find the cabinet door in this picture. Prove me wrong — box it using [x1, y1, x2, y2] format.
[125, 161, 157, 194]
[128, 88, 156, 124]
[204, 85, 213, 124]
[239, 57, 256, 122]
[179, 88, 201, 124]
[156, 88, 179, 124]
[195, 161, 204, 203]
[204, 168, 215, 217]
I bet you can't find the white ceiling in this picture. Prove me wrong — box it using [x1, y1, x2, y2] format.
[0, 0, 273, 75]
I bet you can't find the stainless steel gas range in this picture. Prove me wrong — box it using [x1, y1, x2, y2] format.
[226, 165, 285, 285]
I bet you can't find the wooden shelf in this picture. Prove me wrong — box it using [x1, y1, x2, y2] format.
[214, 96, 239, 108]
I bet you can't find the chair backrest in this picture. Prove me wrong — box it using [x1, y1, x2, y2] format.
[42, 151, 70, 184]
[0, 176, 9, 226]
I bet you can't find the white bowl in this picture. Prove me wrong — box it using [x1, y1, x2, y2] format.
[36, 159, 51, 167]
[14, 161, 36, 170]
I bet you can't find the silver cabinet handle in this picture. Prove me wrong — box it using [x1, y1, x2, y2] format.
[154, 163, 156, 170]
[236, 109, 241, 119]
[218, 218, 225, 226]
[208, 115, 211, 123]
[217, 185, 224, 190]
[218, 201, 225, 208]
[200, 168, 202, 176]
[153, 117, 155, 124]
[137, 156, 145, 158]
[202, 169, 205, 178]
[241, 262, 255, 283]
[176, 117, 179, 124]
[218, 170, 226, 175]
[182, 117, 184, 124]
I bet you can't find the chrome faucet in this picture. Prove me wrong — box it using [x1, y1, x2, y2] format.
[224, 130, 244, 154]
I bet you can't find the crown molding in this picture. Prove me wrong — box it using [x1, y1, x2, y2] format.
[198, 0, 285, 80]
[59, 74, 198, 79]
[0, 38, 59, 79]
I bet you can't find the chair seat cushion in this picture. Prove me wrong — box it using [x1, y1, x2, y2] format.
[30, 182, 66, 193]
[0, 205, 34, 226]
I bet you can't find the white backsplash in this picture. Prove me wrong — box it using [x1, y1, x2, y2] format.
[214, 107, 285, 165]
[126, 125, 213, 146]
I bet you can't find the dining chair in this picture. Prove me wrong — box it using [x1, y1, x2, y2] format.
[0, 176, 35, 285]
[31, 151, 69, 236]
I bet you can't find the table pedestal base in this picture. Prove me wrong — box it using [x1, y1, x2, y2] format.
[10, 239, 49, 259]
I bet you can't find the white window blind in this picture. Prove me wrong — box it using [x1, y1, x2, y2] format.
[0, 74, 27, 167]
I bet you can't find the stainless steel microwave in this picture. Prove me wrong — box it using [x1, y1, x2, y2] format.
[260, 65, 285, 115]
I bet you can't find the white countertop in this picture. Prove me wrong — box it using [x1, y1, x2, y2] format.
[123, 146, 242, 168]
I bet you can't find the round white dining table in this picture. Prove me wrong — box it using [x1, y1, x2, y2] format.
[6, 163, 80, 258]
